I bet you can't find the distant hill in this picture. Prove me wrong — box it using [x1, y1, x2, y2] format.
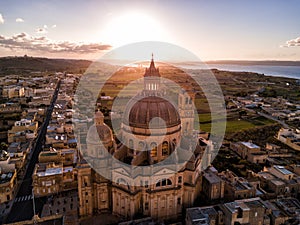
[0, 56, 93, 75]
[205, 60, 300, 66]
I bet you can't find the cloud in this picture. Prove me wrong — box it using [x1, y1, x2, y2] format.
[52, 24, 57, 28]
[16, 18, 24, 23]
[36, 27, 48, 34]
[281, 36, 300, 47]
[0, 13, 4, 24]
[0, 32, 111, 54]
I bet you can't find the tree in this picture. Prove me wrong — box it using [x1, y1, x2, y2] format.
[239, 110, 247, 118]
[0, 142, 8, 151]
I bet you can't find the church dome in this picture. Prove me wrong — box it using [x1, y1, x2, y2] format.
[124, 96, 181, 129]
[86, 123, 113, 145]
[87, 110, 113, 146]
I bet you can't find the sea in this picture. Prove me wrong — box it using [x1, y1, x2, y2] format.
[180, 64, 300, 80]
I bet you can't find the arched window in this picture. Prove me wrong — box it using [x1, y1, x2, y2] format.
[167, 179, 172, 185]
[156, 179, 172, 187]
[150, 142, 157, 157]
[129, 139, 134, 149]
[138, 141, 144, 151]
[156, 181, 161, 187]
[172, 139, 177, 145]
[116, 178, 127, 186]
[161, 197, 166, 208]
[162, 141, 168, 156]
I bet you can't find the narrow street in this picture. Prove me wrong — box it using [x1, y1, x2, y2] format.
[4, 79, 61, 224]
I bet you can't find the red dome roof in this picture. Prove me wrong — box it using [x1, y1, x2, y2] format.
[124, 96, 181, 129]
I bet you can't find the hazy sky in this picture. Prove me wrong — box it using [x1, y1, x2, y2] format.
[1, 0, 300, 61]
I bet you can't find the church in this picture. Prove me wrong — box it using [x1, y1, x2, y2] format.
[77, 56, 213, 220]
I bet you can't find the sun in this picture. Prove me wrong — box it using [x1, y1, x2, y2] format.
[100, 11, 168, 47]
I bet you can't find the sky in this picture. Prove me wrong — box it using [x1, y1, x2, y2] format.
[1, 0, 300, 61]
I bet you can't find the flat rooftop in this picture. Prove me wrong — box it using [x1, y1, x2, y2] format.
[224, 201, 250, 213]
[274, 165, 293, 175]
[36, 166, 63, 177]
[0, 172, 14, 184]
[241, 142, 260, 149]
[203, 171, 222, 184]
[186, 208, 208, 222]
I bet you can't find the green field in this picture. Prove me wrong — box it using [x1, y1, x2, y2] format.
[198, 112, 276, 136]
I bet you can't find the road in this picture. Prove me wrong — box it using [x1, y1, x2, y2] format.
[4, 79, 61, 224]
[257, 111, 290, 129]
[242, 106, 290, 129]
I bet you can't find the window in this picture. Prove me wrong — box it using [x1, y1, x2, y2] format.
[129, 139, 134, 150]
[161, 197, 166, 208]
[138, 141, 144, 151]
[237, 208, 243, 218]
[177, 197, 181, 205]
[145, 181, 149, 188]
[145, 202, 149, 210]
[156, 179, 172, 187]
[150, 142, 157, 157]
[178, 176, 182, 184]
[167, 179, 172, 185]
[162, 141, 168, 156]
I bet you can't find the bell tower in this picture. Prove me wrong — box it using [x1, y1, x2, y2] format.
[143, 54, 161, 94]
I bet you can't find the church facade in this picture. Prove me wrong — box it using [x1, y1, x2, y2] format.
[77, 57, 211, 220]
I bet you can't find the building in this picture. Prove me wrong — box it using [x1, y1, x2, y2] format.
[219, 170, 257, 201]
[8, 119, 38, 143]
[230, 141, 261, 159]
[277, 128, 300, 151]
[202, 167, 225, 201]
[77, 57, 211, 220]
[186, 207, 210, 225]
[32, 162, 77, 197]
[268, 165, 294, 181]
[0, 170, 17, 204]
[221, 198, 266, 225]
[186, 205, 224, 225]
[2, 86, 25, 99]
[186, 198, 268, 225]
